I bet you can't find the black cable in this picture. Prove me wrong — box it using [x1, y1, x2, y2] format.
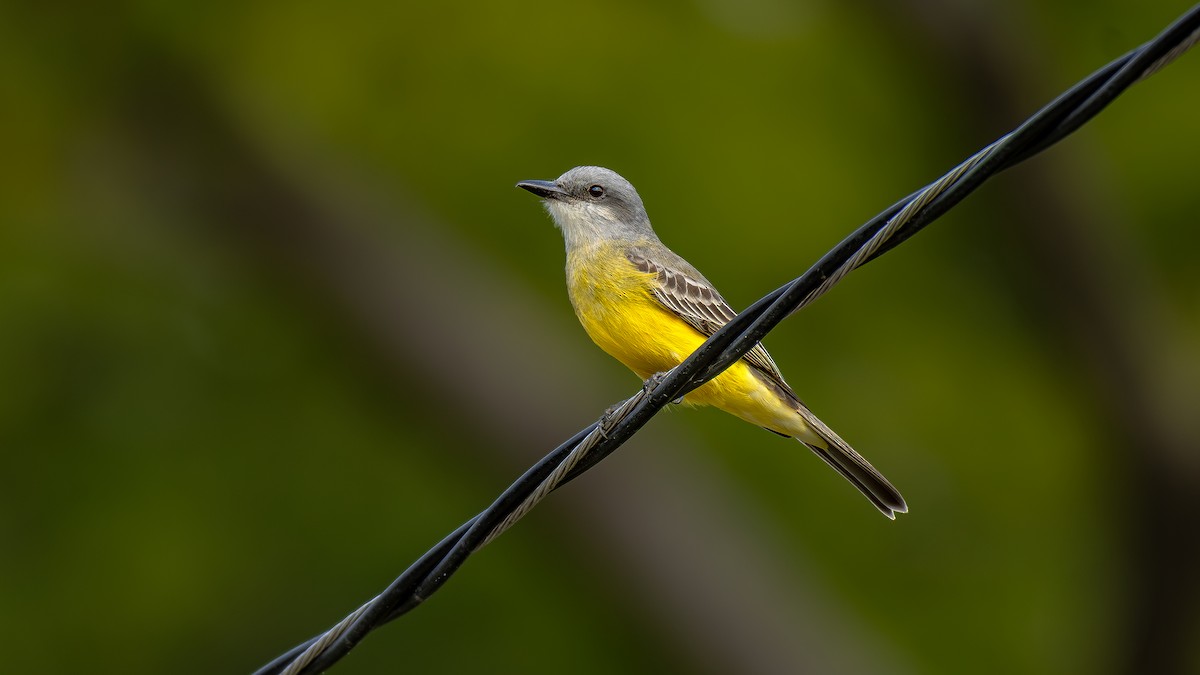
[253, 6, 1200, 673]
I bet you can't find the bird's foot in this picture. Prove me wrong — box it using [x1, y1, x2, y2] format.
[644, 371, 684, 404]
[598, 399, 629, 439]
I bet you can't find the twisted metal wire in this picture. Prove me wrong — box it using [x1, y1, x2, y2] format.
[477, 390, 645, 550]
[254, 6, 1200, 673]
[278, 602, 374, 675]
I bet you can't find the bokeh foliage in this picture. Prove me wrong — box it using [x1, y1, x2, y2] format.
[1, 1, 1198, 673]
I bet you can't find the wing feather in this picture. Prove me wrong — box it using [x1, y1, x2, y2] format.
[627, 248, 790, 392]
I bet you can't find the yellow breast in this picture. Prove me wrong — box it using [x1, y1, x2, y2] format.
[566, 241, 694, 379]
[565, 241, 801, 436]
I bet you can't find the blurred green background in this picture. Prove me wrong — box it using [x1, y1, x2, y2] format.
[2, 1, 1199, 673]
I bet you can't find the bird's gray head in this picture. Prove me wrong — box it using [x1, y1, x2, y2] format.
[517, 166, 656, 250]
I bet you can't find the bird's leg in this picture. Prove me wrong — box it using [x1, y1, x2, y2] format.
[598, 398, 631, 439]
[644, 371, 685, 405]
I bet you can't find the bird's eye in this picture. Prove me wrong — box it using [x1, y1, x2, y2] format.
[588, 185, 605, 198]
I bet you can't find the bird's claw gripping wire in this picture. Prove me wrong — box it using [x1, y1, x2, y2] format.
[643, 371, 685, 404]
[598, 403, 625, 439]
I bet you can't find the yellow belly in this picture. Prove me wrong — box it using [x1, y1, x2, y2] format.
[566, 242, 800, 436]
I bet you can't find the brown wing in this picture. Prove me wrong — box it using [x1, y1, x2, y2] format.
[627, 248, 791, 392]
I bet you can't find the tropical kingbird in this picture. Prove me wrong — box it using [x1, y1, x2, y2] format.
[517, 166, 906, 518]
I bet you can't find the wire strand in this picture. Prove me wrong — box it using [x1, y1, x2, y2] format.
[253, 6, 1200, 673]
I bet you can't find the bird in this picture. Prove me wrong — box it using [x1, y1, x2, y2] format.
[517, 166, 906, 518]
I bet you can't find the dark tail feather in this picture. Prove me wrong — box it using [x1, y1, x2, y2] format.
[801, 441, 907, 519]
[795, 406, 908, 519]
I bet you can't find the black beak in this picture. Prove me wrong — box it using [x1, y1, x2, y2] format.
[516, 180, 568, 200]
